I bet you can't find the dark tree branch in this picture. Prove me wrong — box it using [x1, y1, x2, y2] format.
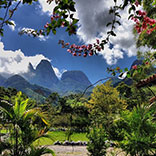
[0, 0, 21, 30]
[80, 77, 113, 98]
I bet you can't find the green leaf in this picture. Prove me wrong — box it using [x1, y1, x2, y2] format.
[110, 31, 116, 36]
[124, 68, 128, 72]
[106, 22, 112, 27]
[100, 43, 104, 50]
[128, 14, 134, 20]
[70, 14, 74, 19]
[52, 29, 56, 35]
[5, 20, 14, 26]
[46, 27, 50, 35]
[72, 18, 79, 25]
[116, 21, 121, 26]
[127, 72, 131, 78]
[69, 4, 76, 12]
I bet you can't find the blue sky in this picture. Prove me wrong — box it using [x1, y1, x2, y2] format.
[0, 0, 139, 83]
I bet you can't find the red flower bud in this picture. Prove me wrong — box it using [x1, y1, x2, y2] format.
[132, 65, 137, 70]
[73, 53, 77, 56]
[83, 53, 87, 57]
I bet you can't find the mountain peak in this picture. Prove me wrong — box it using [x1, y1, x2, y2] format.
[61, 70, 91, 86]
[36, 59, 51, 68]
[34, 59, 59, 88]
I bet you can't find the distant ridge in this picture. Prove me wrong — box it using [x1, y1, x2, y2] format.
[0, 59, 93, 97]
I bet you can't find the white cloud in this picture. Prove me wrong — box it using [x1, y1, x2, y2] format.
[37, 0, 153, 65]
[0, 41, 66, 79]
[74, 0, 138, 64]
[53, 67, 67, 79]
[38, 35, 49, 41]
[100, 44, 124, 65]
[8, 20, 16, 31]
[38, 0, 56, 15]
[0, 41, 49, 75]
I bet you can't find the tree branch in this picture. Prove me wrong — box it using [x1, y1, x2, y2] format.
[0, 0, 21, 30]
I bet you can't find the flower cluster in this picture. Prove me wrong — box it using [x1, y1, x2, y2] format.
[44, 13, 64, 29]
[132, 10, 156, 34]
[59, 39, 103, 57]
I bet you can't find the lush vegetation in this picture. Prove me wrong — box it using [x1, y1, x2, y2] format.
[1, 0, 156, 155]
[1, 64, 156, 155]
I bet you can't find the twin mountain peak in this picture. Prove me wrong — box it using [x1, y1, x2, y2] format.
[0, 59, 92, 96]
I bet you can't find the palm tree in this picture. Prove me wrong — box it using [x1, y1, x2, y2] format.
[0, 91, 55, 156]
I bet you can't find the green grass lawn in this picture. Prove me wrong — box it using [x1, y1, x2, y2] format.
[34, 131, 88, 146]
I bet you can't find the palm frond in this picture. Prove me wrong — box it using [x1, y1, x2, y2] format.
[28, 146, 55, 156]
[23, 108, 49, 126]
[19, 98, 29, 117]
[0, 100, 13, 119]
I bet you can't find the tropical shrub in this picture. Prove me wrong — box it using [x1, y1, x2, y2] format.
[0, 91, 55, 156]
[87, 126, 108, 156]
[113, 103, 156, 156]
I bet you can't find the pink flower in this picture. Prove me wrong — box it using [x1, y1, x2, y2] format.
[51, 16, 54, 21]
[145, 61, 149, 65]
[135, 0, 139, 7]
[83, 53, 87, 57]
[96, 39, 100, 44]
[146, 29, 152, 34]
[81, 45, 87, 49]
[132, 65, 137, 70]
[61, 21, 65, 27]
[67, 49, 72, 53]
[73, 53, 77, 56]
[44, 22, 49, 28]
[78, 47, 83, 50]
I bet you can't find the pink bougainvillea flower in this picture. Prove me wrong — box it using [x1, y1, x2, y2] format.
[132, 65, 138, 70]
[96, 39, 100, 44]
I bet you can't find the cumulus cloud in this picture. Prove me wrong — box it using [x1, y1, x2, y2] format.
[37, 0, 150, 65]
[0, 41, 49, 75]
[0, 41, 66, 79]
[8, 20, 16, 31]
[76, 0, 113, 42]
[74, 0, 139, 65]
[38, 0, 56, 15]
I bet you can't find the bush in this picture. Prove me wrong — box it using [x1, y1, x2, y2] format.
[87, 127, 108, 156]
[114, 103, 156, 156]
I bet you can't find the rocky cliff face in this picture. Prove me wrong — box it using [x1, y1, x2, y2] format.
[24, 60, 59, 89]
[24, 61, 92, 94]
[0, 59, 92, 96]
[34, 60, 59, 88]
[57, 70, 92, 95]
[61, 71, 91, 86]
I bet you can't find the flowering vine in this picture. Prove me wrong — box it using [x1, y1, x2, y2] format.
[131, 10, 156, 34]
